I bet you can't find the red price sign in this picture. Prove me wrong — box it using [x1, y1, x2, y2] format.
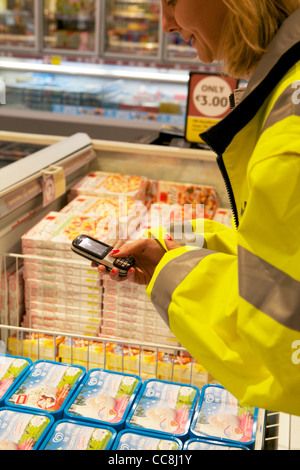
[185, 73, 237, 143]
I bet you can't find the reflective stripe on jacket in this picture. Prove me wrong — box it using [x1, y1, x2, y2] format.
[146, 9, 300, 415]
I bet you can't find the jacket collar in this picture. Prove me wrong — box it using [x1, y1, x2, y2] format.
[201, 8, 300, 155]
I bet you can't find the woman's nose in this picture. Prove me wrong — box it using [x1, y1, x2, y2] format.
[161, 5, 180, 34]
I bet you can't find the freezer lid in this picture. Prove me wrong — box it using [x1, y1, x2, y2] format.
[0, 133, 92, 194]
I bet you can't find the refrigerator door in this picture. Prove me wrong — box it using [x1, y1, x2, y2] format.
[103, 0, 161, 59]
[164, 33, 198, 63]
[42, 0, 98, 54]
[0, 0, 36, 49]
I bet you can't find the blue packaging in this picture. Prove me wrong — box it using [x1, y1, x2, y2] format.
[38, 418, 116, 450]
[5, 360, 85, 420]
[0, 354, 32, 406]
[0, 407, 54, 450]
[125, 379, 199, 442]
[112, 429, 183, 450]
[63, 368, 142, 431]
[183, 438, 249, 450]
[189, 384, 258, 449]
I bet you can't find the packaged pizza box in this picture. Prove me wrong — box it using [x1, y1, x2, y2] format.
[25, 308, 101, 327]
[69, 171, 148, 201]
[21, 211, 115, 251]
[8, 265, 24, 306]
[103, 287, 149, 301]
[102, 304, 158, 320]
[25, 298, 101, 318]
[102, 294, 156, 313]
[0, 407, 54, 450]
[102, 278, 152, 296]
[63, 368, 142, 431]
[22, 245, 78, 261]
[23, 258, 99, 283]
[5, 360, 86, 419]
[24, 293, 102, 310]
[24, 278, 102, 302]
[102, 308, 160, 326]
[112, 429, 182, 450]
[157, 181, 219, 220]
[38, 419, 117, 450]
[24, 277, 101, 296]
[144, 202, 205, 229]
[25, 290, 102, 311]
[101, 318, 176, 340]
[61, 194, 147, 220]
[100, 322, 174, 347]
[0, 264, 25, 327]
[189, 384, 259, 449]
[101, 325, 179, 347]
[22, 314, 100, 336]
[0, 354, 32, 406]
[102, 280, 154, 302]
[101, 313, 168, 331]
[23, 270, 99, 288]
[126, 379, 199, 441]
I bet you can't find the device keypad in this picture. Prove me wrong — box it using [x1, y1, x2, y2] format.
[113, 256, 135, 270]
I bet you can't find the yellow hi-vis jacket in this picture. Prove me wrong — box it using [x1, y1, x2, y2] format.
[146, 9, 300, 415]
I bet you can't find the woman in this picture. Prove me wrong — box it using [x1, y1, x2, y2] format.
[97, 0, 300, 415]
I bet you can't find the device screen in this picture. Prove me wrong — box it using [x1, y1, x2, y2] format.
[78, 237, 111, 259]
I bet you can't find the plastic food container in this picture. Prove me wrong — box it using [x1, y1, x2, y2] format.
[64, 368, 142, 431]
[38, 418, 116, 450]
[0, 407, 54, 450]
[5, 360, 85, 419]
[189, 384, 258, 449]
[183, 437, 249, 450]
[0, 354, 32, 406]
[126, 379, 199, 441]
[112, 429, 183, 450]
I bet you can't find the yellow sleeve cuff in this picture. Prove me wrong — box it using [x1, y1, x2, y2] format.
[146, 245, 198, 299]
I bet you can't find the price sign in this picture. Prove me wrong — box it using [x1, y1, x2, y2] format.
[42, 166, 66, 207]
[185, 73, 238, 143]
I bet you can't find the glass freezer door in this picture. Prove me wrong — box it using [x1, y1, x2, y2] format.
[104, 0, 161, 59]
[165, 32, 198, 62]
[43, 0, 97, 53]
[0, 0, 36, 49]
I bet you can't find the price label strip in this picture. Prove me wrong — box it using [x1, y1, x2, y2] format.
[185, 73, 238, 143]
[42, 165, 66, 207]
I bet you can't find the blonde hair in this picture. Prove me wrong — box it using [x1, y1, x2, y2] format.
[219, 0, 300, 78]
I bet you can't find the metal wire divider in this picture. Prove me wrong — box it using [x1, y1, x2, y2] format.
[0, 323, 205, 385]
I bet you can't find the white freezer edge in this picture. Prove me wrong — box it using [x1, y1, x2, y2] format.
[0, 132, 92, 194]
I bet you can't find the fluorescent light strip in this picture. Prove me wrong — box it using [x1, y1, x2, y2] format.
[0, 60, 189, 83]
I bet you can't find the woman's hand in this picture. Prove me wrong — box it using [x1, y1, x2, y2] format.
[92, 236, 180, 285]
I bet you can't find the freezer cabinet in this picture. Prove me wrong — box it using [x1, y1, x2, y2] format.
[0, 131, 299, 451]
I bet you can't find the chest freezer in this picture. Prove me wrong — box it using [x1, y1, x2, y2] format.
[0, 130, 298, 451]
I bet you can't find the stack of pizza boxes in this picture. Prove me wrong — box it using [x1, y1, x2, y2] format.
[21, 172, 149, 337]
